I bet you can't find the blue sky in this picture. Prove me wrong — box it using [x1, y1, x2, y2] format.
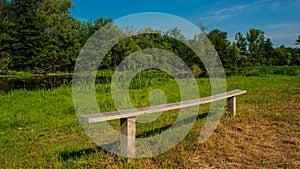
[71, 0, 300, 47]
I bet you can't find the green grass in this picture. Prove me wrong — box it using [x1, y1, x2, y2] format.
[0, 75, 300, 168]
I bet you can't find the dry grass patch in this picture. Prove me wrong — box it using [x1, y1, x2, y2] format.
[185, 96, 300, 168]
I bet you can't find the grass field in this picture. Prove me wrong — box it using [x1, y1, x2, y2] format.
[0, 75, 300, 168]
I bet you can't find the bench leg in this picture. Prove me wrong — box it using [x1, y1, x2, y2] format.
[120, 117, 136, 157]
[228, 97, 236, 117]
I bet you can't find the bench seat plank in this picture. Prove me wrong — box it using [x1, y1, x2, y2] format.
[78, 89, 246, 124]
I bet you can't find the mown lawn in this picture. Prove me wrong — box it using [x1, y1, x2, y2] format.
[0, 75, 299, 168]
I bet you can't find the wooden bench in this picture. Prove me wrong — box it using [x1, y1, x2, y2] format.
[78, 89, 246, 157]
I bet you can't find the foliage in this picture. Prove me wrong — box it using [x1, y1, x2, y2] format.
[0, 0, 12, 73]
[7, 0, 48, 70]
[207, 29, 231, 68]
[36, 0, 81, 72]
[240, 66, 300, 76]
[0, 0, 299, 74]
[296, 35, 300, 47]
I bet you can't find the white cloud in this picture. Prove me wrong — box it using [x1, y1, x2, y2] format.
[267, 33, 297, 39]
[266, 22, 300, 29]
[214, 5, 249, 15]
[199, 4, 249, 22]
[263, 22, 300, 47]
[197, 0, 299, 47]
[199, 0, 279, 22]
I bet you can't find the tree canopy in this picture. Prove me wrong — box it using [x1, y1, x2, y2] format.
[0, 0, 299, 74]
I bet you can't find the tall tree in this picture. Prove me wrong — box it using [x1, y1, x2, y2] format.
[290, 47, 300, 65]
[111, 36, 141, 68]
[7, 0, 48, 70]
[296, 35, 300, 47]
[246, 28, 265, 65]
[37, 0, 81, 72]
[235, 32, 247, 55]
[264, 38, 274, 65]
[207, 29, 231, 68]
[0, 0, 12, 72]
[75, 17, 113, 47]
[228, 42, 248, 68]
[273, 45, 291, 66]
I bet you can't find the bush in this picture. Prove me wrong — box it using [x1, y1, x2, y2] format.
[239, 66, 300, 76]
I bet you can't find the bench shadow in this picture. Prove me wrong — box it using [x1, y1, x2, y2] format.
[60, 146, 108, 161]
[136, 112, 208, 138]
[60, 112, 208, 161]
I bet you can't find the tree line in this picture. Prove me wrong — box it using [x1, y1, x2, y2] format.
[0, 0, 299, 74]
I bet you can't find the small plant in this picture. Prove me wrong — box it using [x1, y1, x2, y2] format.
[17, 71, 34, 79]
[191, 64, 202, 78]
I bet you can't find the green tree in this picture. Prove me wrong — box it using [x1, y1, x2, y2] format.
[37, 0, 81, 72]
[207, 29, 231, 68]
[163, 28, 202, 70]
[75, 17, 113, 47]
[0, 0, 12, 72]
[111, 36, 141, 68]
[273, 46, 292, 66]
[7, 0, 48, 70]
[285, 47, 300, 66]
[246, 28, 265, 65]
[296, 35, 300, 47]
[4, 0, 88, 72]
[228, 42, 248, 68]
[264, 38, 274, 65]
[235, 32, 247, 55]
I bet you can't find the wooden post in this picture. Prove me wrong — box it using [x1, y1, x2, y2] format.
[228, 97, 236, 117]
[120, 117, 136, 157]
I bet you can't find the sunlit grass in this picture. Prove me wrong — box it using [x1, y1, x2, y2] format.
[0, 75, 299, 168]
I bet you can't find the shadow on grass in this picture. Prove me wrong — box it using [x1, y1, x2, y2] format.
[60, 146, 111, 161]
[136, 112, 208, 138]
[60, 112, 208, 161]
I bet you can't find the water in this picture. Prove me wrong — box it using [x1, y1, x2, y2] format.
[0, 71, 193, 93]
[0, 75, 112, 93]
